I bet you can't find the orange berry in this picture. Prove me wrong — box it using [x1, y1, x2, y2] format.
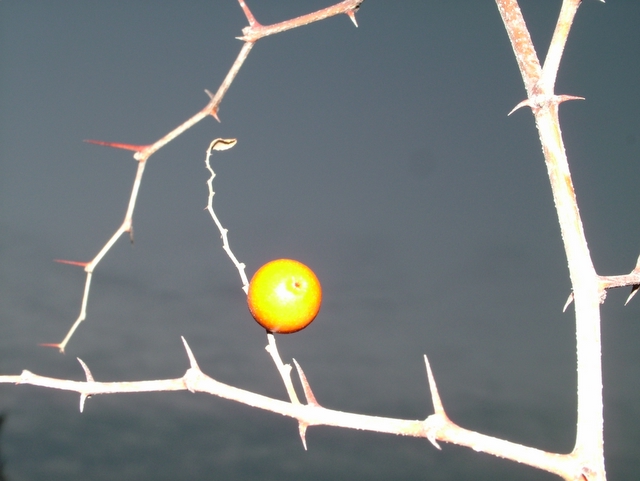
[247, 259, 322, 334]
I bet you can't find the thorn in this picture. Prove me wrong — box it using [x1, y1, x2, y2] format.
[84, 139, 149, 153]
[563, 292, 574, 312]
[555, 94, 584, 104]
[293, 359, 320, 406]
[346, 9, 358, 27]
[508, 94, 583, 116]
[424, 355, 445, 416]
[298, 422, 309, 450]
[423, 355, 444, 450]
[427, 429, 442, 450]
[77, 358, 94, 382]
[79, 394, 89, 413]
[625, 285, 640, 306]
[38, 343, 65, 354]
[203, 91, 222, 122]
[508, 99, 531, 116]
[237, 0, 261, 27]
[181, 336, 200, 370]
[54, 259, 89, 268]
[76, 358, 94, 413]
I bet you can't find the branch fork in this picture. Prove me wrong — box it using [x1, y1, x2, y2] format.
[236, 0, 363, 43]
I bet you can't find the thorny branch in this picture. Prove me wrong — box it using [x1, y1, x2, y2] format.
[46, 0, 363, 353]
[499, 0, 615, 479]
[0, 337, 585, 479]
[5, 0, 634, 480]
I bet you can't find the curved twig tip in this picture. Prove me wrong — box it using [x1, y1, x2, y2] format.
[209, 138, 237, 152]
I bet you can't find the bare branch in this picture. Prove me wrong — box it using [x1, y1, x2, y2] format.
[265, 333, 301, 405]
[497, 0, 606, 478]
[0, 339, 589, 478]
[495, 0, 541, 96]
[539, 0, 582, 93]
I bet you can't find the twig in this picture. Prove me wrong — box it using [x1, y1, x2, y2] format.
[236, 0, 363, 42]
[265, 333, 300, 405]
[204, 138, 249, 293]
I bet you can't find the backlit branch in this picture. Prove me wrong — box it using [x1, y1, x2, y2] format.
[0, 337, 586, 478]
[46, 0, 362, 353]
[497, 0, 606, 479]
[204, 138, 250, 293]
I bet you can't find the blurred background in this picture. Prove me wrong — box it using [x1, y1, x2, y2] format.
[1, 1, 639, 480]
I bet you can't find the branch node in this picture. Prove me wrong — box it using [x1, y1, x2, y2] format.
[18, 370, 34, 384]
[508, 94, 584, 116]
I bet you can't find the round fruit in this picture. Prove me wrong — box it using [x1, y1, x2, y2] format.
[247, 259, 322, 334]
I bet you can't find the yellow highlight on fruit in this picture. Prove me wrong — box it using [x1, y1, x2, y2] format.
[247, 259, 322, 334]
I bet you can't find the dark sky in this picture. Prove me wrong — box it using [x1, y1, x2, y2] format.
[1, 1, 639, 480]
